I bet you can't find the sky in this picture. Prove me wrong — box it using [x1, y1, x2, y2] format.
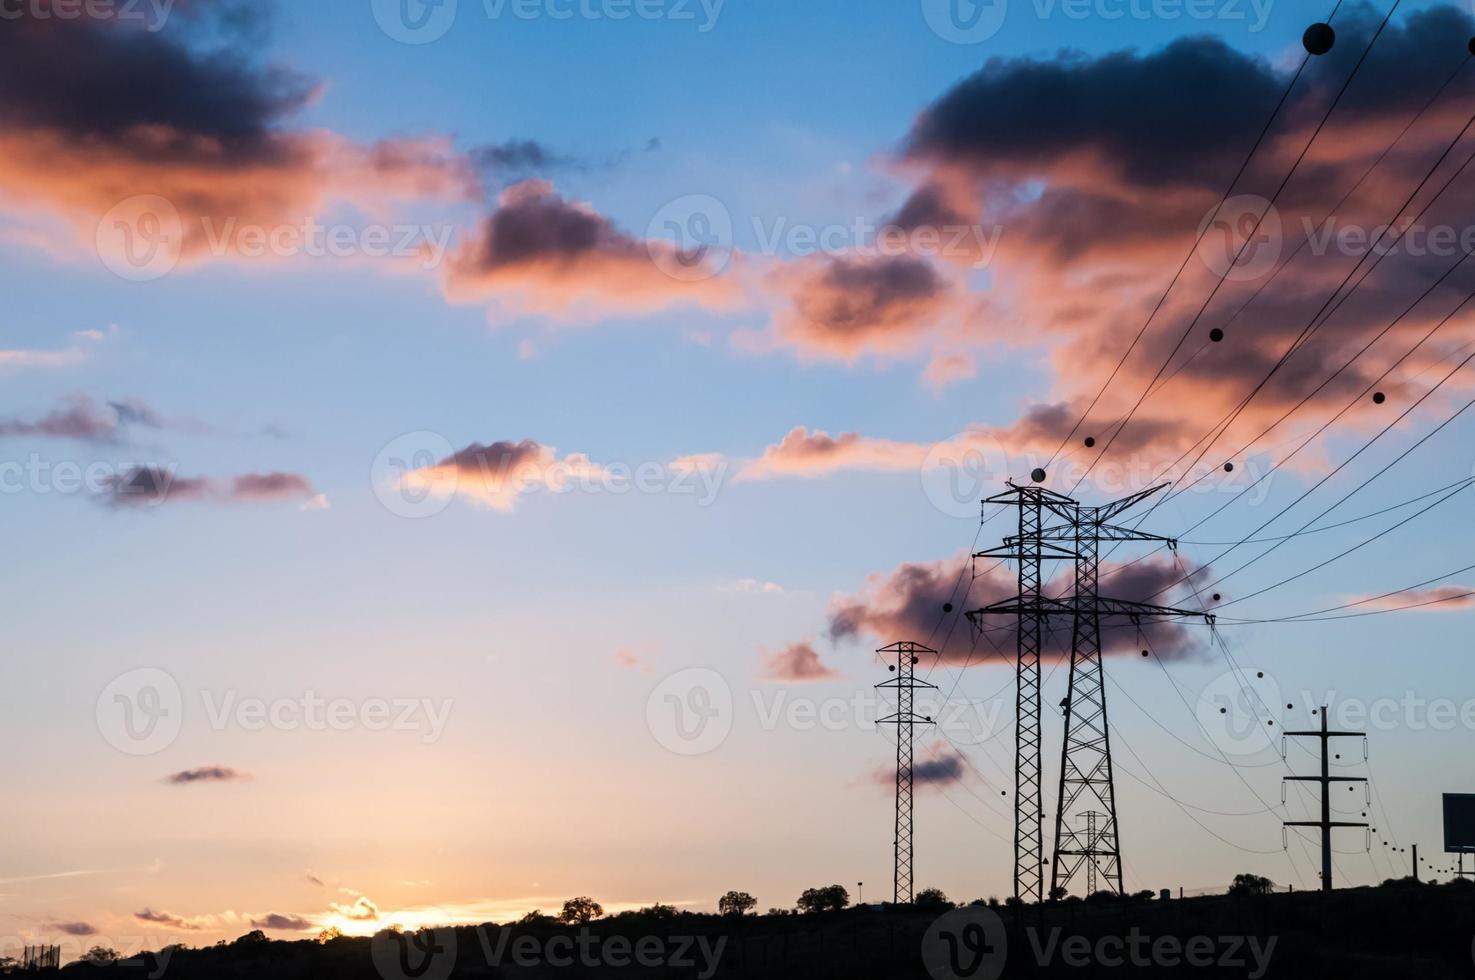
[4, 0, 1475, 960]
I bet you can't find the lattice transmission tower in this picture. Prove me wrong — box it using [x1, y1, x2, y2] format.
[876, 640, 938, 905]
[968, 482, 1077, 903]
[970, 480, 1211, 899]
[1036, 483, 1210, 896]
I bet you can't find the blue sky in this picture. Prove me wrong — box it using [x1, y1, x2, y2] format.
[0, 0, 1472, 955]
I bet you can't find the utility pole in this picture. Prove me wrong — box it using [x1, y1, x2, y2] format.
[1283, 706, 1367, 892]
[969, 480, 1077, 904]
[876, 640, 937, 905]
[1412, 845, 1419, 883]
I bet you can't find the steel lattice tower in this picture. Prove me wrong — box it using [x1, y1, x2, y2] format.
[1081, 810, 1104, 897]
[876, 640, 938, 905]
[971, 481, 1212, 899]
[1036, 484, 1210, 896]
[969, 483, 1077, 904]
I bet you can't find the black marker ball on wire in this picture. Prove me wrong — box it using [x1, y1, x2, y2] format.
[1084, 437, 1096, 448]
[1303, 22, 1335, 56]
[1468, 36, 1475, 57]
[1373, 391, 1386, 405]
[943, 602, 953, 614]
[1031, 467, 1047, 483]
[1210, 328, 1225, 343]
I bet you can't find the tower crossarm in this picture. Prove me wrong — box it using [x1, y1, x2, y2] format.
[977, 541, 1078, 561]
[1024, 522, 1177, 548]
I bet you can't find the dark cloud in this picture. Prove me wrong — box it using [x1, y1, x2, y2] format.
[0, 1, 312, 160]
[134, 909, 202, 930]
[774, 254, 951, 357]
[828, 552, 1209, 663]
[229, 472, 315, 501]
[104, 468, 318, 507]
[436, 439, 548, 476]
[471, 139, 573, 175]
[164, 766, 251, 784]
[460, 180, 645, 273]
[49, 922, 98, 937]
[872, 742, 966, 789]
[0, 396, 121, 443]
[903, 5, 1475, 191]
[249, 913, 313, 931]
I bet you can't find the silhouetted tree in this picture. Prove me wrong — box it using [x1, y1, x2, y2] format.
[634, 903, 678, 919]
[559, 896, 604, 924]
[233, 931, 269, 946]
[1048, 885, 1069, 901]
[719, 891, 757, 917]
[796, 885, 849, 913]
[915, 888, 951, 910]
[81, 946, 120, 965]
[1229, 873, 1275, 897]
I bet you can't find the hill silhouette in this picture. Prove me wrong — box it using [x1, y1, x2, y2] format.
[35, 877, 1475, 979]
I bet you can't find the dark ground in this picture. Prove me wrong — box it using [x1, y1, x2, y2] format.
[33, 878, 1475, 979]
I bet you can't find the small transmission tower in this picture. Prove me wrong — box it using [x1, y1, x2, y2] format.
[969, 480, 1077, 904]
[876, 640, 938, 905]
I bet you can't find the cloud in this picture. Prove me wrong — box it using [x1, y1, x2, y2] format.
[724, 578, 785, 594]
[164, 766, 251, 785]
[764, 252, 959, 361]
[613, 648, 652, 674]
[104, 467, 319, 507]
[923, 352, 977, 391]
[399, 438, 606, 512]
[731, 4, 1475, 462]
[250, 913, 314, 932]
[0, 395, 130, 443]
[1346, 584, 1475, 612]
[305, 872, 326, 888]
[48, 922, 98, 937]
[134, 908, 204, 930]
[760, 640, 841, 682]
[329, 895, 380, 922]
[0, 3, 477, 268]
[870, 742, 967, 789]
[739, 426, 929, 480]
[826, 551, 1209, 662]
[444, 180, 738, 320]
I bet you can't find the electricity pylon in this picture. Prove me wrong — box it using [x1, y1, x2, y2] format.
[968, 481, 1077, 904]
[971, 481, 1211, 899]
[1035, 483, 1209, 897]
[1283, 705, 1367, 891]
[876, 640, 938, 905]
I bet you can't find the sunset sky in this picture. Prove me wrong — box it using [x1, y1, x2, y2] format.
[5, 0, 1475, 959]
